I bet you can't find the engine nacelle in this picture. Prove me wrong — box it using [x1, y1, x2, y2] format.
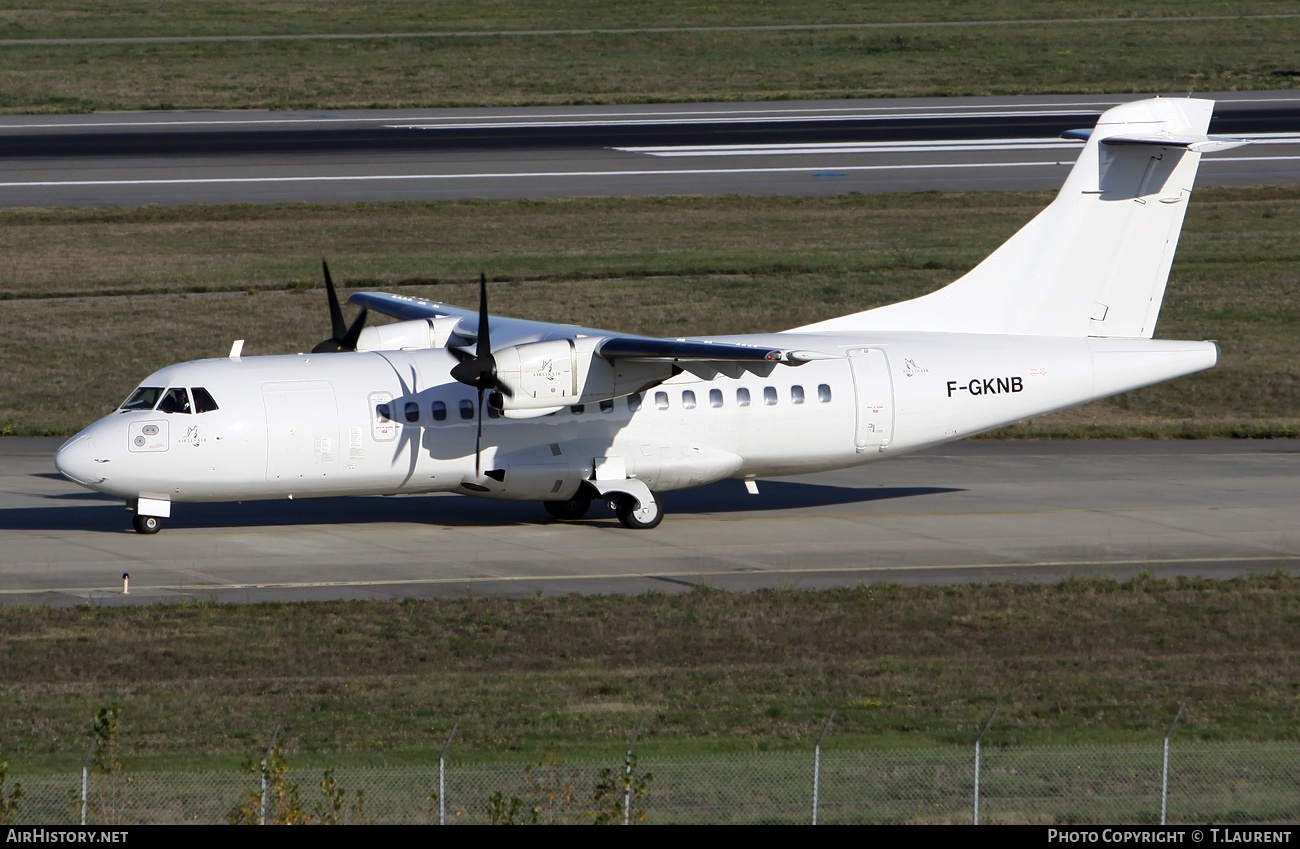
[493, 337, 672, 410]
[356, 317, 464, 352]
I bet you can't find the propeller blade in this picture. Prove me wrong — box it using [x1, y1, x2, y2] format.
[474, 387, 485, 477]
[323, 260, 346, 341]
[340, 305, 368, 351]
[476, 271, 490, 358]
[311, 260, 368, 353]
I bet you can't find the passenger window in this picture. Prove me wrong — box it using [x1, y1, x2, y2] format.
[404, 402, 419, 423]
[627, 393, 643, 412]
[655, 391, 669, 410]
[459, 399, 474, 420]
[432, 401, 447, 421]
[121, 386, 163, 411]
[191, 387, 219, 414]
[791, 385, 805, 404]
[763, 386, 778, 406]
[818, 383, 832, 403]
[487, 406, 501, 419]
[709, 388, 723, 408]
[682, 390, 697, 410]
[376, 403, 391, 422]
[600, 398, 614, 413]
[158, 387, 192, 415]
[737, 387, 751, 407]
[571, 404, 585, 415]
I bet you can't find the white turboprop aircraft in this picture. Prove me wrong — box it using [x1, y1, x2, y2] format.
[56, 97, 1245, 534]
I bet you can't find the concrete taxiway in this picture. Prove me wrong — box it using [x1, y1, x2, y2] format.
[2, 438, 1297, 606]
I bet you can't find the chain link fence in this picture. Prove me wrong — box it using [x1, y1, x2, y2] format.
[6, 741, 1299, 825]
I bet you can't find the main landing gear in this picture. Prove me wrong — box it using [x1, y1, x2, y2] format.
[543, 486, 664, 529]
[613, 493, 663, 529]
[544, 494, 592, 521]
[132, 514, 163, 535]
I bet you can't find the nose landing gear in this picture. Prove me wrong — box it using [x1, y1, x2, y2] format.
[132, 514, 162, 535]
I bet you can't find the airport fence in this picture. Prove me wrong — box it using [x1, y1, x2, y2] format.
[5, 740, 1300, 825]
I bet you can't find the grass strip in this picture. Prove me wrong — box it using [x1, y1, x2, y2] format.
[0, 14, 1295, 112]
[2, 1, 1292, 41]
[2, 575, 1298, 773]
[0, 189, 1295, 437]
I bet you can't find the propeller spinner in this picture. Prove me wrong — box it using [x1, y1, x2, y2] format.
[311, 260, 368, 354]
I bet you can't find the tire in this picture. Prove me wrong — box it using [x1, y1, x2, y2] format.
[133, 514, 162, 535]
[615, 493, 663, 530]
[544, 494, 592, 521]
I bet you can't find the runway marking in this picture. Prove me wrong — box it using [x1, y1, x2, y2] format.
[2, 156, 1296, 193]
[390, 110, 1099, 130]
[0, 161, 1085, 190]
[621, 137, 1300, 157]
[617, 138, 1084, 157]
[3, 554, 1297, 597]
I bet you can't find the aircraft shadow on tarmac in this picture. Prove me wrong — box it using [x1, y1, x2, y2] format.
[14, 480, 961, 533]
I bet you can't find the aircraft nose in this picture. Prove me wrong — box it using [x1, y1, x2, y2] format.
[55, 434, 107, 487]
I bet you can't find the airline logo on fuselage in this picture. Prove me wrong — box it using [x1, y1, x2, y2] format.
[946, 376, 1024, 397]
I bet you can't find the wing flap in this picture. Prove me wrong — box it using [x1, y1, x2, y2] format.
[597, 337, 782, 363]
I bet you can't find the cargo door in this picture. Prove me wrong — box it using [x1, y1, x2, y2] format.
[263, 380, 341, 484]
[847, 348, 894, 452]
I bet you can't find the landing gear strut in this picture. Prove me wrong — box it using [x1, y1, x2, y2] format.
[132, 514, 163, 535]
[544, 494, 592, 521]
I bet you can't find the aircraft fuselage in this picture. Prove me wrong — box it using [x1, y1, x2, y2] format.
[55, 330, 1216, 522]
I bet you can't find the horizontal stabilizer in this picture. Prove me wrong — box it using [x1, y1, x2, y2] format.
[1102, 133, 1250, 152]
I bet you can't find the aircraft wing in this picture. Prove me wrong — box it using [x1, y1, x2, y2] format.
[349, 291, 786, 364]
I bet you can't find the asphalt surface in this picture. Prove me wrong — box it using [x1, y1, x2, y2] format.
[1, 92, 1298, 206]
[4, 438, 1297, 607]
[3, 94, 1297, 606]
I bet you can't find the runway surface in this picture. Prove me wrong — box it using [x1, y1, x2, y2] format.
[1, 92, 1298, 206]
[3, 438, 1297, 606]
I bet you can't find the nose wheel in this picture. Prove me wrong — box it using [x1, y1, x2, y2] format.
[132, 514, 163, 535]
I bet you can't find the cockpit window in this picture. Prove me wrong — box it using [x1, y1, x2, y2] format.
[191, 387, 219, 414]
[120, 386, 163, 411]
[157, 387, 192, 415]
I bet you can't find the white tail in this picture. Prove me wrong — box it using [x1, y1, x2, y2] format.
[794, 98, 1246, 339]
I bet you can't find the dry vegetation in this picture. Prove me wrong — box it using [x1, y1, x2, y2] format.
[1, 575, 1298, 771]
[0, 189, 1295, 437]
[2, 1, 1286, 40]
[0, 2, 1295, 112]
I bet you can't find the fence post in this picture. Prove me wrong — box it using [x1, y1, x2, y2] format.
[259, 725, 281, 826]
[623, 717, 647, 825]
[811, 711, 835, 825]
[1160, 703, 1185, 826]
[973, 708, 998, 826]
[438, 724, 457, 826]
[80, 737, 97, 826]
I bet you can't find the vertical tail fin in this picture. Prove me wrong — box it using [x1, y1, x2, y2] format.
[795, 98, 1246, 338]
